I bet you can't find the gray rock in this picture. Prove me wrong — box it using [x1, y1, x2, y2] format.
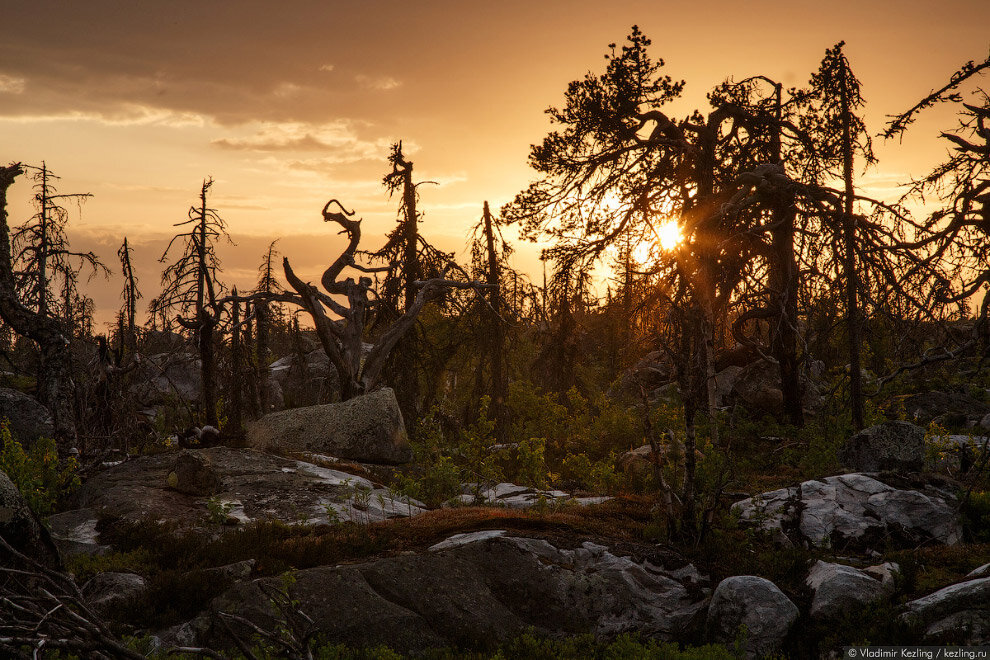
[733, 360, 784, 416]
[967, 563, 990, 580]
[806, 560, 896, 619]
[981, 413, 990, 430]
[714, 365, 744, 406]
[182, 534, 708, 653]
[732, 473, 962, 550]
[863, 561, 901, 590]
[901, 577, 990, 644]
[0, 468, 60, 567]
[246, 388, 411, 464]
[83, 571, 148, 616]
[46, 507, 108, 556]
[460, 480, 611, 510]
[706, 575, 798, 658]
[187, 560, 256, 587]
[0, 387, 54, 446]
[429, 530, 507, 551]
[839, 421, 925, 473]
[70, 447, 423, 530]
[167, 451, 221, 496]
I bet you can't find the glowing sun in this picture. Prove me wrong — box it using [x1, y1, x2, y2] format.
[656, 220, 682, 251]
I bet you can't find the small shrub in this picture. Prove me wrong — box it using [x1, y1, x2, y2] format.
[515, 437, 551, 489]
[0, 421, 79, 516]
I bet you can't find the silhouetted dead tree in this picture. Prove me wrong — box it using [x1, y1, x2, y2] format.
[149, 178, 229, 427]
[885, 52, 990, 350]
[373, 143, 458, 421]
[278, 199, 491, 401]
[253, 240, 284, 413]
[117, 236, 140, 353]
[0, 164, 78, 447]
[12, 162, 105, 332]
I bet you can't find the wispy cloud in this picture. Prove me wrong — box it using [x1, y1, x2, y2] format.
[0, 104, 208, 127]
[355, 74, 402, 91]
[0, 74, 26, 94]
[212, 121, 391, 162]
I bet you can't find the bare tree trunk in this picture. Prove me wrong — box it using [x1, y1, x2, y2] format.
[482, 201, 508, 443]
[678, 320, 698, 540]
[839, 60, 865, 431]
[229, 292, 243, 439]
[768, 83, 805, 427]
[200, 310, 218, 428]
[256, 302, 270, 412]
[770, 203, 805, 427]
[0, 165, 77, 448]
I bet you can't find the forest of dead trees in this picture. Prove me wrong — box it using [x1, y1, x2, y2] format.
[0, 31, 989, 538]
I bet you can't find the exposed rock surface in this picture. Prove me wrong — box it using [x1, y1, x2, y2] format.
[732, 473, 962, 550]
[706, 575, 798, 658]
[0, 468, 60, 567]
[901, 576, 990, 644]
[174, 533, 709, 653]
[83, 572, 148, 616]
[0, 387, 54, 445]
[805, 560, 898, 619]
[839, 421, 925, 473]
[46, 507, 107, 556]
[246, 388, 412, 464]
[70, 447, 426, 530]
[454, 482, 610, 509]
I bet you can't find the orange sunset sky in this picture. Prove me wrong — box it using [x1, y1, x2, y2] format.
[1, 0, 988, 328]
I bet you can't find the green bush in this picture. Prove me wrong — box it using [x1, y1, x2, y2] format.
[0, 421, 79, 516]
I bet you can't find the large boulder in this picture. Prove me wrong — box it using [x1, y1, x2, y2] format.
[732, 360, 784, 415]
[806, 560, 898, 619]
[732, 473, 962, 550]
[721, 358, 826, 417]
[0, 387, 54, 445]
[0, 468, 60, 567]
[839, 421, 925, 473]
[167, 451, 221, 496]
[901, 576, 990, 644]
[246, 388, 411, 464]
[706, 575, 798, 658]
[173, 533, 708, 653]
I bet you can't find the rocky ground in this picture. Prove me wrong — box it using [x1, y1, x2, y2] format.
[2, 388, 990, 658]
